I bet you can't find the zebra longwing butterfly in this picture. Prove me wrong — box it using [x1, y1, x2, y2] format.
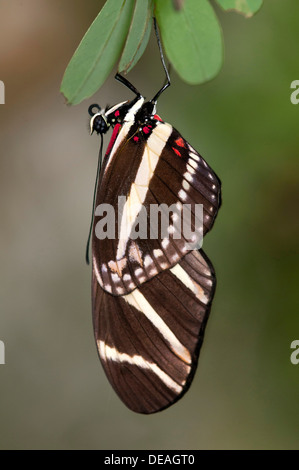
[88, 22, 221, 414]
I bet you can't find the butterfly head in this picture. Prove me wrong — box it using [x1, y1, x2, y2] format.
[89, 100, 134, 136]
[88, 104, 109, 136]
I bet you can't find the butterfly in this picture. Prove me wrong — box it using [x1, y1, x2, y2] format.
[87, 21, 221, 414]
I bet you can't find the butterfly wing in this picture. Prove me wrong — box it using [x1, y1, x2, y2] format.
[92, 118, 221, 296]
[92, 249, 216, 414]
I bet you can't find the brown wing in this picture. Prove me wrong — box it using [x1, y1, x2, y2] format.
[92, 249, 216, 414]
[92, 119, 221, 296]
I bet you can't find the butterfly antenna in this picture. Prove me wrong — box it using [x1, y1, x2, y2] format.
[85, 133, 104, 265]
[151, 17, 171, 104]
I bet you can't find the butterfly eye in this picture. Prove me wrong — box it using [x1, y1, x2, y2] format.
[90, 114, 108, 135]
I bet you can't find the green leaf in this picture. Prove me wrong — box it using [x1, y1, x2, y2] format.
[154, 0, 223, 85]
[215, 0, 263, 17]
[60, 0, 134, 105]
[119, 0, 153, 74]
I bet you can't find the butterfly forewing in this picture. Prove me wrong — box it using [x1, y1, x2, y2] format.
[92, 112, 221, 296]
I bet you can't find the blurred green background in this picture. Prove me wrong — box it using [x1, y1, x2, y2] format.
[0, 0, 298, 450]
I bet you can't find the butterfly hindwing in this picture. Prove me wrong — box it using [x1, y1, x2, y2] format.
[92, 249, 216, 414]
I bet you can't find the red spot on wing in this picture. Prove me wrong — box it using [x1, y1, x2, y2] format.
[172, 147, 181, 157]
[154, 114, 163, 122]
[175, 137, 185, 148]
[115, 110, 120, 117]
[105, 123, 121, 158]
[143, 126, 150, 134]
[133, 136, 139, 142]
